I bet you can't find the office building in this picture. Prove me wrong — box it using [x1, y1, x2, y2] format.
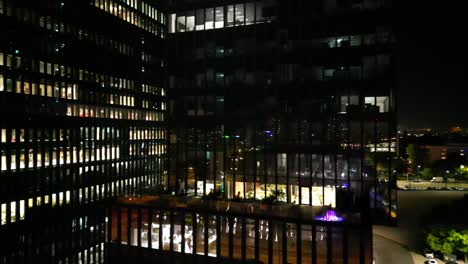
[0, 0, 395, 263]
[166, 0, 396, 222]
[0, 0, 166, 263]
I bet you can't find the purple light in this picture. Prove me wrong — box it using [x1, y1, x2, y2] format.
[315, 210, 344, 222]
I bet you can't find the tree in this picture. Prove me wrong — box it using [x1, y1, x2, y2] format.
[421, 168, 434, 181]
[406, 144, 419, 175]
[454, 167, 468, 181]
[426, 226, 455, 255]
[426, 225, 468, 262]
[454, 229, 468, 263]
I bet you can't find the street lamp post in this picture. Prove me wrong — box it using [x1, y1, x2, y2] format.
[445, 170, 450, 189]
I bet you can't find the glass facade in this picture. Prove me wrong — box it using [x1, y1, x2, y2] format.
[1, 0, 395, 263]
[0, 0, 166, 262]
[167, 0, 396, 226]
[168, 1, 276, 33]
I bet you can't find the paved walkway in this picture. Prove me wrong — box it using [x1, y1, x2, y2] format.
[373, 233, 414, 264]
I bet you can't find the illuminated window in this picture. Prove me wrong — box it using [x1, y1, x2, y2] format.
[227, 5, 234, 27]
[235, 4, 245, 26]
[215, 7, 224, 28]
[340, 95, 359, 113]
[19, 200, 25, 220]
[176, 15, 186, 32]
[1, 129, 6, 143]
[0, 74, 4, 91]
[1, 204, 6, 225]
[10, 201, 16, 223]
[246, 3, 254, 25]
[205, 8, 214, 29]
[365, 96, 389, 113]
[186, 11, 195, 31]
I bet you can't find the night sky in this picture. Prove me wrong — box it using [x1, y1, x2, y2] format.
[397, 0, 467, 130]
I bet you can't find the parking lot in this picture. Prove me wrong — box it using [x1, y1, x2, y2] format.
[396, 180, 468, 190]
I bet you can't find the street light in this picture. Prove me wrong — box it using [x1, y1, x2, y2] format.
[445, 170, 450, 189]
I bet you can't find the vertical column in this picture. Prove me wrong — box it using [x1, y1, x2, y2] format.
[297, 223, 302, 264]
[233, 138, 236, 197]
[213, 131, 217, 193]
[137, 208, 142, 247]
[242, 218, 247, 261]
[286, 152, 290, 203]
[327, 225, 332, 264]
[127, 207, 131, 245]
[159, 211, 163, 250]
[254, 219, 260, 261]
[343, 226, 348, 264]
[148, 209, 152, 249]
[223, 133, 227, 199]
[204, 213, 209, 256]
[253, 124, 257, 200]
[192, 213, 197, 262]
[181, 211, 185, 254]
[228, 216, 234, 258]
[117, 207, 122, 243]
[359, 225, 366, 264]
[203, 131, 207, 196]
[243, 127, 247, 199]
[216, 215, 221, 257]
[268, 220, 273, 264]
[263, 126, 267, 199]
[312, 224, 317, 264]
[282, 222, 287, 264]
[170, 210, 174, 252]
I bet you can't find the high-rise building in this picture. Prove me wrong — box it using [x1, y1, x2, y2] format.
[1, 0, 396, 263]
[166, 0, 396, 222]
[0, 0, 166, 263]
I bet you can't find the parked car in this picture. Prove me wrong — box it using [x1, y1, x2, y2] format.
[443, 254, 457, 262]
[424, 249, 434, 258]
[455, 187, 465, 191]
[426, 259, 437, 264]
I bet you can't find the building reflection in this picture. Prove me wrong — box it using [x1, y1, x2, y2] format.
[109, 198, 372, 264]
